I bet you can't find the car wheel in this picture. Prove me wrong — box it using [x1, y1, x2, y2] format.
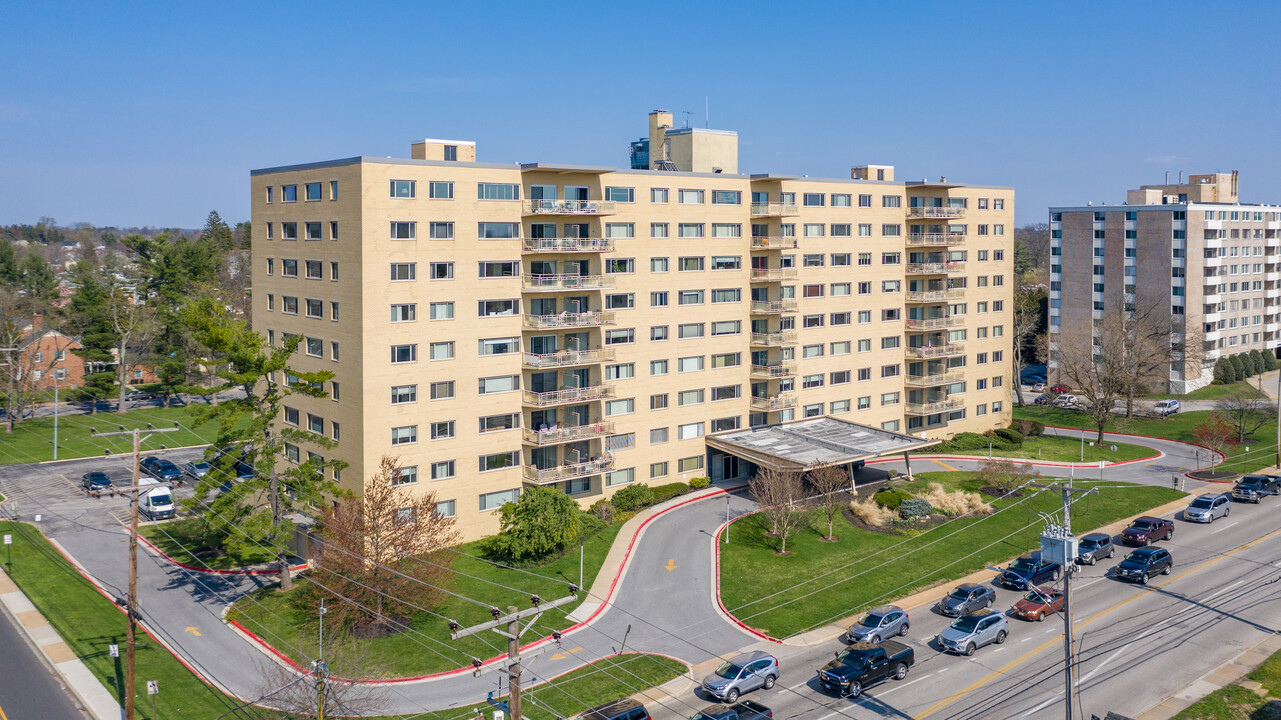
[1140, 573, 1149, 585]
[1035, 612, 1043, 622]
[1109, 547, 1115, 559]
[899, 623, 909, 637]
[1088, 555, 1096, 566]
[965, 643, 977, 656]
[1167, 528, 1175, 540]
[725, 689, 739, 703]
[1225, 507, 1231, 517]
[763, 675, 775, 690]
[1053, 567, 1062, 581]
[1162, 564, 1172, 575]
[871, 635, 881, 644]
[847, 681, 862, 698]
[893, 663, 908, 681]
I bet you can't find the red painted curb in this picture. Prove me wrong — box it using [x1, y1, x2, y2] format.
[1041, 425, 1228, 465]
[138, 533, 307, 576]
[711, 510, 782, 644]
[870, 450, 1162, 469]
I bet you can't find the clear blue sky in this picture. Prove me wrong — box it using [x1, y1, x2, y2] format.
[4, 1, 1280, 229]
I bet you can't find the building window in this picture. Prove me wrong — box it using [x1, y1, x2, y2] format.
[650, 359, 668, 375]
[429, 181, 454, 199]
[430, 341, 454, 361]
[478, 222, 519, 239]
[390, 180, 416, 198]
[430, 302, 453, 320]
[391, 304, 417, 322]
[282, 185, 298, 202]
[391, 344, 417, 363]
[429, 222, 454, 239]
[678, 356, 704, 373]
[678, 422, 705, 439]
[479, 414, 518, 433]
[430, 262, 454, 280]
[606, 187, 635, 202]
[651, 188, 669, 203]
[678, 456, 704, 473]
[480, 451, 519, 472]
[431, 421, 454, 440]
[432, 461, 457, 480]
[305, 222, 322, 240]
[478, 337, 519, 356]
[430, 381, 454, 400]
[391, 426, 418, 445]
[651, 393, 669, 410]
[390, 263, 416, 281]
[678, 189, 704, 204]
[651, 462, 668, 479]
[478, 183, 519, 200]
[394, 466, 418, 485]
[605, 398, 635, 416]
[479, 489, 519, 511]
[435, 500, 456, 518]
[477, 375, 519, 394]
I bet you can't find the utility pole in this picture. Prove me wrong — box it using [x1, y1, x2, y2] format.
[450, 590, 580, 720]
[91, 423, 180, 720]
[1030, 479, 1098, 720]
[314, 599, 328, 720]
[53, 372, 59, 460]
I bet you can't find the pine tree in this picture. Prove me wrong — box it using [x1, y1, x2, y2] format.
[1230, 354, 1246, 382]
[63, 264, 117, 412]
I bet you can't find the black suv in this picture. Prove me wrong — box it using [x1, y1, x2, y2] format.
[577, 699, 651, 720]
[690, 701, 773, 720]
[81, 471, 113, 492]
[1114, 547, 1173, 585]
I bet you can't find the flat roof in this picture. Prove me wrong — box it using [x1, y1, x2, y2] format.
[1050, 202, 1281, 212]
[706, 417, 939, 470]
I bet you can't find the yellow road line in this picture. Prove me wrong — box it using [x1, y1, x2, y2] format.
[0, 699, 8, 720]
[914, 524, 1281, 718]
[930, 458, 960, 472]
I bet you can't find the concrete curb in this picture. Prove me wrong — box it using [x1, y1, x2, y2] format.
[1135, 630, 1281, 719]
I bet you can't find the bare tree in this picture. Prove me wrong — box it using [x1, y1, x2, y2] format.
[1214, 388, 1275, 442]
[807, 464, 849, 542]
[1115, 291, 1195, 418]
[1054, 316, 1127, 444]
[0, 290, 59, 433]
[973, 459, 1040, 493]
[1011, 284, 1044, 406]
[105, 280, 158, 414]
[252, 637, 390, 718]
[310, 456, 459, 633]
[750, 466, 810, 555]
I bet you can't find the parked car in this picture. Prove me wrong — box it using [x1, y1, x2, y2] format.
[137, 482, 176, 520]
[1075, 533, 1115, 565]
[689, 701, 773, 720]
[1121, 516, 1175, 546]
[936, 583, 996, 617]
[702, 651, 778, 703]
[816, 640, 914, 697]
[1233, 475, 1281, 504]
[1049, 384, 1072, 394]
[1025, 374, 1048, 386]
[183, 461, 211, 481]
[1012, 587, 1066, 622]
[999, 552, 1062, 590]
[937, 611, 1009, 655]
[845, 605, 909, 643]
[1184, 493, 1231, 523]
[81, 471, 113, 492]
[1114, 547, 1173, 585]
[1032, 382, 1048, 392]
[140, 456, 183, 482]
[1051, 394, 1082, 409]
[124, 390, 156, 402]
[1152, 399, 1180, 417]
[576, 699, 651, 720]
[1032, 393, 1052, 406]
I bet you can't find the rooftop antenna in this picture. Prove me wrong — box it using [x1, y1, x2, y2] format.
[705, 96, 709, 128]
[681, 111, 692, 129]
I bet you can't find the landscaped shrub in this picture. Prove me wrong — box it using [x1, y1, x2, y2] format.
[589, 498, 615, 523]
[650, 482, 691, 504]
[873, 488, 911, 510]
[487, 486, 582, 562]
[1242, 353, 1258, 377]
[1011, 420, 1045, 437]
[689, 477, 711, 489]
[1230, 354, 1246, 381]
[1266, 352, 1279, 372]
[993, 428, 1024, 447]
[1250, 350, 1266, 375]
[1213, 357, 1233, 384]
[899, 497, 933, 519]
[848, 497, 898, 526]
[922, 482, 993, 516]
[611, 484, 654, 512]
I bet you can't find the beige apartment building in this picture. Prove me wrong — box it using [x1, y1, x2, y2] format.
[250, 111, 1015, 539]
[1049, 172, 1281, 393]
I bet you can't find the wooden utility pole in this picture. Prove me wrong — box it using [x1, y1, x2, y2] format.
[91, 423, 180, 720]
[450, 592, 580, 720]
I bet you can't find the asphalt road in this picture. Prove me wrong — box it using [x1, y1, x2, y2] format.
[0, 594, 90, 719]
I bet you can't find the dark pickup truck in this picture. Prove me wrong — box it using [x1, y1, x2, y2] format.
[816, 640, 914, 698]
[1121, 516, 1174, 546]
[1233, 475, 1281, 504]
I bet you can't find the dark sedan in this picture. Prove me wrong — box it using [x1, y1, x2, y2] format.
[140, 456, 183, 482]
[81, 472, 112, 491]
[999, 552, 1062, 590]
[936, 583, 996, 617]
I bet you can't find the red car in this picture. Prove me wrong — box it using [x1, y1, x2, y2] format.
[1049, 384, 1072, 394]
[1121, 516, 1174, 546]
[1012, 587, 1066, 622]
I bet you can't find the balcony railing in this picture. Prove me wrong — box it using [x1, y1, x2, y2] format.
[750, 202, 800, 217]
[904, 316, 961, 330]
[751, 236, 800, 250]
[522, 348, 614, 369]
[525, 200, 616, 215]
[905, 343, 966, 359]
[905, 289, 966, 303]
[750, 299, 799, 314]
[906, 261, 966, 275]
[905, 372, 965, 388]
[906, 207, 967, 219]
[750, 331, 798, 346]
[523, 455, 615, 485]
[750, 363, 797, 379]
[905, 398, 965, 415]
[521, 274, 616, 291]
[750, 395, 798, 411]
[523, 311, 615, 329]
[906, 233, 967, 247]
[522, 237, 616, 253]
[522, 385, 615, 407]
[750, 267, 799, 281]
[522, 421, 615, 446]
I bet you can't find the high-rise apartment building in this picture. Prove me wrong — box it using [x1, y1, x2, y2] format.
[250, 111, 1015, 539]
[1049, 172, 1281, 393]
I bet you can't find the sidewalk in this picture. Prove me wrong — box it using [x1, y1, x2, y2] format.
[1137, 632, 1281, 719]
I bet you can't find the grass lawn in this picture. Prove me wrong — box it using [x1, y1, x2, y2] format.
[0, 404, 229, 465]
[1170, 684, 1276, 719]
[1249, 645, 1281, 697]
[229, 522, 627, 677]
[921, 434, 1153, 463]
[139, 518, 275, 570]
[719, 472, 1185, 639]
[1150, 380, 1268, 402]
[1014, 406, 1277, 475]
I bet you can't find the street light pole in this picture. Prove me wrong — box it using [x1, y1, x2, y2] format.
[52, 373, 59, 461]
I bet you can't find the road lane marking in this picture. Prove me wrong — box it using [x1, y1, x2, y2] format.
[185, 626, 202, 637]
[1212, 521, 1240, 534]
[1020, 636, 1032, 642]
[1016, 693, 1063, 720]
[930, 459, 960, 471]
[549, 646, 582, 660]
[913, 523, 1281, 719]
[664, 558, 676, 571]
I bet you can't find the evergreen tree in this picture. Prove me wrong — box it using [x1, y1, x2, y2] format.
[1230, 354, 1246, 382]
[1265, 352, 1279, 372]
[199, 211, 236, 253]
[1250, 349, 1266, 375]
[1214, 357, 1233, 384]
[18, 254, 57, 300]
[63, 264, 117, 412]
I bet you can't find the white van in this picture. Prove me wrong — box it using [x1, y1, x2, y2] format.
[138, 480, 176, 520]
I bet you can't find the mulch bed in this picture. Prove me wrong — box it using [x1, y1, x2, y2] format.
[1187, 470, 1239, 481]
[351, 613, 413, 639]
[840, 504, 953, 537]
[978, 486, 1025, 499]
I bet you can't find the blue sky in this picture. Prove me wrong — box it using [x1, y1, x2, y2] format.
[3, 1, 1280, 228]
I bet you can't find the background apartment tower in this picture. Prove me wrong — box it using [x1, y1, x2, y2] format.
[251, 113, 1015, 539]
[1049, 172, 1281, 393]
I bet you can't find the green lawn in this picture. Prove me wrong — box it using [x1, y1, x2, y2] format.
[719, 472, 1185, 639]
[1250, 645, 1281, 697]
[139, 518, 276, 570]
[1170, 684, 1275, 719]
[1014, 406, 1277, 475]
[229, 522, 627, 677]
[921, 434, 1154, 463]
[1150, 380, 1267, 401]
[0, 404, 227, 465]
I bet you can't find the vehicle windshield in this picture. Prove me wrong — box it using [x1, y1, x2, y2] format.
[1010, 558, 1036, 572]
[859, 612, 886, 627]
[1079, 538, 1101, 550]
[950, 616, 981, 632]
[1240, 477, 1264, 486]
[714, 662, 742, 679]
[1023, 591, 1053, 603]
[1124, 551, 1150, 563]
[151, 492, 172, 504]
[1189, 498, 1214, 509]
[833, 649, 870, 666]
[947, 588, 970, 601]
[1131, 520, 1154, 530]
[193, 462, 210, 471]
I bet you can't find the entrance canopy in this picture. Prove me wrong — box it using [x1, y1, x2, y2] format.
[706, 417, 939, 471]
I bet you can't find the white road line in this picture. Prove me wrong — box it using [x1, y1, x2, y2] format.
[786, 680, 812, 691]
[1075, 577, 1107, 590]
[991, 647, 1005, 654]
[1015, 692, 1064, 720]
[1020, 636, 1033, 642]
[1212, 521, 1240, 534]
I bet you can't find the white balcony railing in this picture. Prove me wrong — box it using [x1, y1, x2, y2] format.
[525, 200, 616, 215]
[905, 343, 966, 359]
[905, 372, 965, 387]
[522, 421, 615, 446]
[522, 348, 614, 369]
[522, 237, 616, 253]
[750, 395, 798, 411]
[522, 385, 615, 407]
[750, 202, 800, 217]
[751, 236, 799, 250]
[523, 311, 616, 329]
[750, 331, 798, 346]
[905, 398, 965, 414]
[904, 316, 961, 330]
[750, 363, 797, 379]
[523, 455, 615, 484]
[750, 267, 799, 281]
[750, 299, 799, 314]
[906, 207, 967, 219]
[906, 233, 967, 247]
[905, 289, 966, 303]
[521, 274, 616, 291]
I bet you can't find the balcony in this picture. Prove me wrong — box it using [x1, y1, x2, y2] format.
[905, 343, 966, 359]
[523, 421, 615, 446]
[750, 331, 798, 346]
[905, 398, 965, 415]
[523, 348, 615, 369]
[750, 395, 798, 412]
[750, 299, 799, 314]
[523, 455, 615, 485]
[522, 237, 616, 253]
[525, 200, 616, 216]
[522, 385, 615, 407]
[1268, 288, 1281, 299]
[750, 267, 799, 281]
[905, 289, 966, 303]
[1205, 293, 1223, 305]
[750, 202, 800, 217]
[522, 274, 616, 292]
[751, 236, 799, 250]
[905, 261, 966, 275]
[904, 316, 961, 331]
[1268, 323, 1280, 333]
[905, 372, 965, 388]
[1204, 329, 1222, 342]
[906, 233, 967, 247]
[523, 310, 616, 330]
[750, 363, 797, 380]
[906, 207, 967, 219]
[1202, 312, 1221, 324]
